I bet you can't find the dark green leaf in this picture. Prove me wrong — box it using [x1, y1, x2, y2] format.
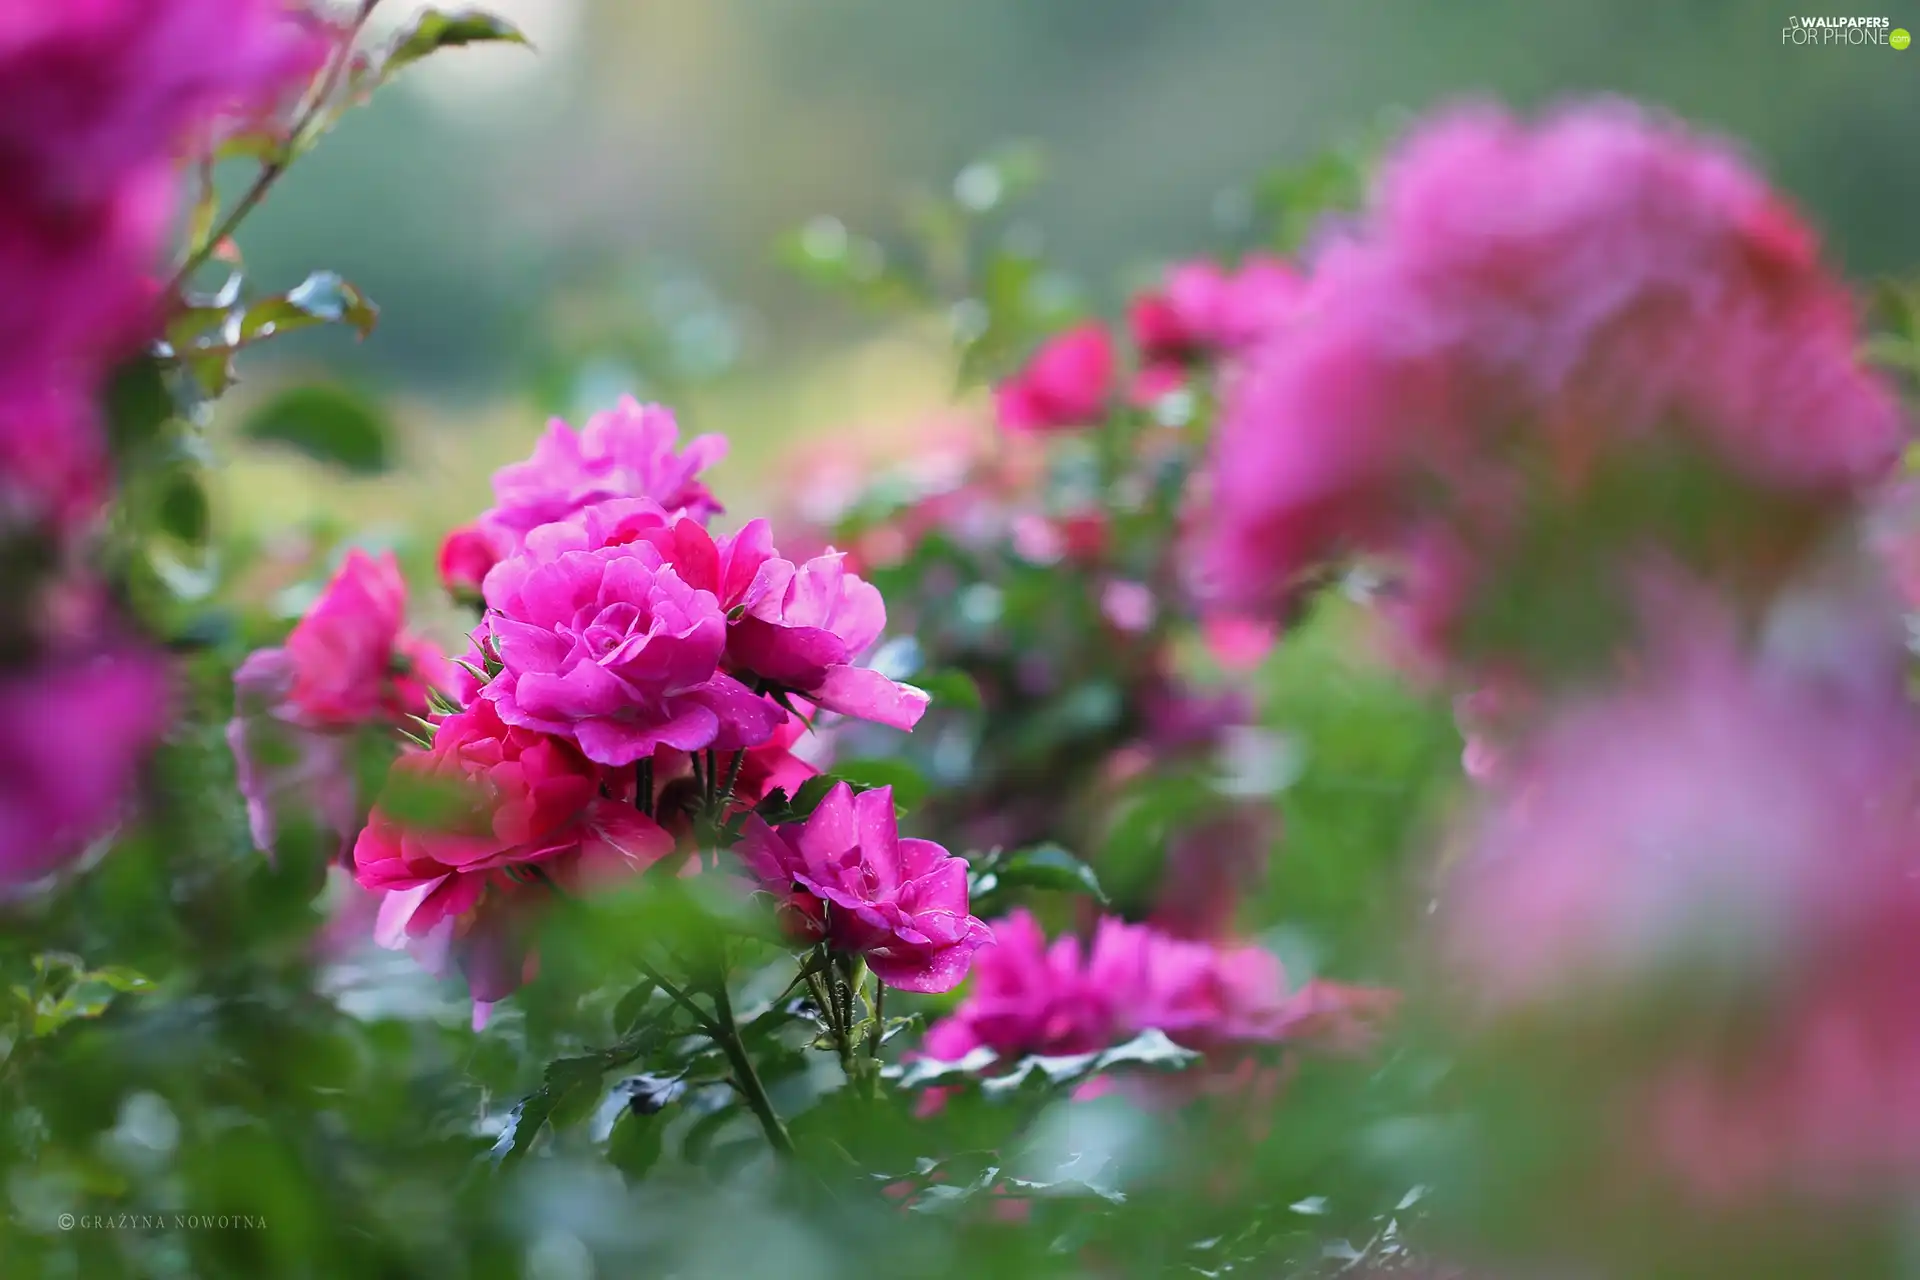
[993, 843, 1106, 904]
[157, 469, 210, 545]
[606, 1109, 664, 1184]
[915, 668, 983, 714]
[383, 8, 531, 81]
[102, 356, 175, 458]
[612, 979, 658, 1038]
[827, 758, 929, 810]
[241, 383, 393, 475]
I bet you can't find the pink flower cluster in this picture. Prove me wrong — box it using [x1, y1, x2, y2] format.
[325, 396, 966, 1013]
[1, 0, 324, 885]
[1198, 101, 1904, 666]
[923, 908, 1389, 1064]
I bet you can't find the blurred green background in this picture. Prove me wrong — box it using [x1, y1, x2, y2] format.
[223, 0, 1920, 548]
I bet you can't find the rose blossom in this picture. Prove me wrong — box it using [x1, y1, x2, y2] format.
[480, 528, 779, 765]
[478, 397, 726, 559]
[1199, 101, 1904, 660]
[497, 499, 929, 733]
[228, 550, 451, 858]
[355, 699, 672, 1017]
[735, 782, 990, 992]
[995, 323, 1114, 433]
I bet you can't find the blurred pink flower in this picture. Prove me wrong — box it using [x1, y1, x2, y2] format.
[0, 648, 169, 886]
[229, 551, 451, 859]
[479, 398, 726, 557]
[995, 323, 1114, 432]
[1200, 101, 1903, 648]
[0, 0, 326, 530]
[481, 532, 778, 766]
[1100, 579, 1157, 633]
[1131, 254, 1304, 360]
[356, 699, 672, 1009]
[1437, 637, 1920, 1020]
[0, 0, 325, 214]
[924, 908, 1390, 1064]
[735, 782, 990, 992]
[282, 550, 450, 727]
[1201, 614, 1277, 670]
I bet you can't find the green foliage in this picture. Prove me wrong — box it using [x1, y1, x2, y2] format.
[240, 383, 395, 475]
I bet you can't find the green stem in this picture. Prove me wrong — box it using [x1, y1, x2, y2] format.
[630, 957, 716, 1037]
[709, 978, 794, 1157]
[635, 758, 654, 818]
[163, 0, 379, 299]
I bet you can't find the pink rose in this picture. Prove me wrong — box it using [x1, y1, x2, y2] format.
[480, 532, 778, 765]
[736, 782, 990, 992]
[282, 549, 450, 728]
[501, 502, 928, 734]
[995, 323, 1114, 433]
[355, 699, 672, 1009]
[479, 397, 726, 559]
[226, 647, 359, 862]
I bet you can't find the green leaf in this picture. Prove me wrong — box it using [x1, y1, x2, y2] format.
[606, 1109, 665, 1184]
[241, 383, 393, 475]
[102, 356, 176, 458]
[826, 758, 929, 810]
[490, 1053, 620, 1166]
[241, 272, 378, 342]
[157, 469, 211, 545]
[383, 8, 531, 81]
[889, 1028, 1197, 1096]
[611, 979, 658, 1039]
[993, 843, 1106, 903]
[915, 668, 983, 714]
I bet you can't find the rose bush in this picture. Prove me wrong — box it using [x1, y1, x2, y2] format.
[2, 6, 1918, 1278]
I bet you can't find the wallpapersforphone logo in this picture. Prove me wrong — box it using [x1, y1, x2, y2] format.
[1782, 15, 1908, 44]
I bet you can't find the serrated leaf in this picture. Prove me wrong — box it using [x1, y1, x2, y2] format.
[383, 7, 530, 81]
[606, 1109, 665, 1184]
[241, 383, 393, 475]
[887, 1029, 1198, 1096]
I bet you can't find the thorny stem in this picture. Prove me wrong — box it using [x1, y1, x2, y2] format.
[632, 956, 717, 1038]
[870, 982, 886, 1061]
[719, 749, 747, 809]
[164, 0, 381, 300]
[703, 748, 719, 810]
[709, 976, 794, 1157]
